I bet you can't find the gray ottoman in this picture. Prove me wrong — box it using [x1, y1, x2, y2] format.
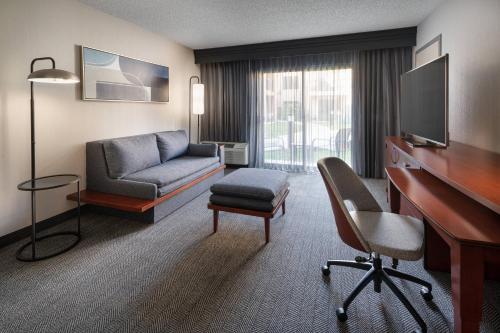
[208, 168, 289, 243]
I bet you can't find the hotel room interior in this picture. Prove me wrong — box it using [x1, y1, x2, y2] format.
[0, 1, 499, 332]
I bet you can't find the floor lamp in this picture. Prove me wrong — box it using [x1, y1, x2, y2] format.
[189, 76, 204, 143]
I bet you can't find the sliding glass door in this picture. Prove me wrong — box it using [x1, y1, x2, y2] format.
[262, 68, 352, 171]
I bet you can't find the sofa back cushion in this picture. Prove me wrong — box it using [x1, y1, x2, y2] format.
[155, 130, 189, 162]
[103, 134, 161, 179]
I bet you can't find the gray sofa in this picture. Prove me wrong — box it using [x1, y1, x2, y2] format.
[86, 130, 225, 222]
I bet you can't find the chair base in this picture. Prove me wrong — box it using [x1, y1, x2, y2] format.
[322, 254, 432, 333]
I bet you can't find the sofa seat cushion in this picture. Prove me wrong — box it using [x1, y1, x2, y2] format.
[155, 130, 189, 162]
[123, 156, 220, 187]
[210, 168, 288, 201]
[157, 163, 221, 197]
[103, 134, 161, 179]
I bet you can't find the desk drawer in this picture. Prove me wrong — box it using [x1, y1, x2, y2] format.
[385, 141, 420, 169]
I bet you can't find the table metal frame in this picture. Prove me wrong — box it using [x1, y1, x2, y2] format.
[16, 174, 81, 262]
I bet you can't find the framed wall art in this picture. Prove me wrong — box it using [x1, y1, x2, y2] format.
[81, 46, 169, 102]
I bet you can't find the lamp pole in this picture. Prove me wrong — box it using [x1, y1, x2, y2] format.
[30, 57, 55, 184]
[198, 114, 201, 144]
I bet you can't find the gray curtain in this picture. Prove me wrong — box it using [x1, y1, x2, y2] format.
[200, 61, 262, 166]
[352, 47, 412, 178]
[200, 61, 252, 143]
[201, 48, 411, 175]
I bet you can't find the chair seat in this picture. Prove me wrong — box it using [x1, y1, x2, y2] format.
[350, 211, 424, 261]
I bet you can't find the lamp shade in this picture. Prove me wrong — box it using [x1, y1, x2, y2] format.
[192, 83, 204, 115]
[27, 68, 79, 84]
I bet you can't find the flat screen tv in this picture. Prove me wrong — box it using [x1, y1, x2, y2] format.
[400, 54, 448, 147]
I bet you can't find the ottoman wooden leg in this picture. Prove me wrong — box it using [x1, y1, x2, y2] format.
[213, 210, 219, 233]
[264, 217, 270, 243]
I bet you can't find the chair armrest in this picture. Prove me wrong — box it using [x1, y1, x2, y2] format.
[188, 143, 218, 157]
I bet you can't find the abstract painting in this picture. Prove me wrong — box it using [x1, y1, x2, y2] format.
[81, 47, 169, 102]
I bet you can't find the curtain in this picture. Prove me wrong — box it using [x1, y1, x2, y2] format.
[200, 53, 353, 170]
[200, 47, 411, 176]
[352, 47, 412, 178]
[252, 52, 353, 172]
[200, 61, 251, 143]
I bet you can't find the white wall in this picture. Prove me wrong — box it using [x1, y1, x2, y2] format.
[417, 0, 500, 153]
[0, 0, 199, 236]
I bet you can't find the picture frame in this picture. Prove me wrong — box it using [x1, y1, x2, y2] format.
[81, 46, 169, 103]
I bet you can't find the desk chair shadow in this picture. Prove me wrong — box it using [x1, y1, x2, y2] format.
[318, 157, 433, 333]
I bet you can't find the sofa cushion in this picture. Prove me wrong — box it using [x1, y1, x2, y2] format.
[188, 143, 218, 157]
[210, 168, 289, 201]
[156, 130, 189, 162]
[123, 156, 220, 187]
[103, 134, 161, 179]
[157, 163, 221, 197]
[209, 186, 288, 212]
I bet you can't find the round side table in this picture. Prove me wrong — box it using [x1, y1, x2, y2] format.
[16, 174, 81, 262]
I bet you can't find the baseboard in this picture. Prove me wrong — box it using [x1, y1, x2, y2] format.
[0, 206, 88, 249]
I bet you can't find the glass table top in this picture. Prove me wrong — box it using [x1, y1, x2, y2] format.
[18, 174, 80, 191]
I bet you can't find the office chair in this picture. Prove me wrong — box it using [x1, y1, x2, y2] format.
[317, 157, 433, 333]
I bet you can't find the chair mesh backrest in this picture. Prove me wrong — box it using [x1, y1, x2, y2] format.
[317, 157, 382, 253]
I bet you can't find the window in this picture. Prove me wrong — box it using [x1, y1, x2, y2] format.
[262, 68, 352, 171]
[282, 74, 299, 90]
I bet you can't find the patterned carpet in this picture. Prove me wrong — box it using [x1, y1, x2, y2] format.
[0, 174, 499, 333]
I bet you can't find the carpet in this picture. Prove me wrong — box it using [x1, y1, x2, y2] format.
[0, 174, 499, 332]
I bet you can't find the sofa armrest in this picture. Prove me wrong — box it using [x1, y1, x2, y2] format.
[188, 143, 218, 157]
[91, 178, 158, 200]
[218, 144, 225, 165]
[86, 141, 158, 200]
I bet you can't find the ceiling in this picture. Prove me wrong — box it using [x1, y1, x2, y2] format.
[79, 0, 445, 49]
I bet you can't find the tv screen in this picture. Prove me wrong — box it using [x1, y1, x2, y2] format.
[400, 54, 448, 146]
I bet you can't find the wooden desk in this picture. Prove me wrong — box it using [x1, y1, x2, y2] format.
[385, 137, 500, 333]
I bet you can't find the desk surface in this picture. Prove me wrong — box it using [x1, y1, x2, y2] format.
[386, 167, 500, 247]
[387, 137, 500, 214]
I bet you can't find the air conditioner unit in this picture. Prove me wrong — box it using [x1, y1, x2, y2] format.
[202, 141, 249, 166]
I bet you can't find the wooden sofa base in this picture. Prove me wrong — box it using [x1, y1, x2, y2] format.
[67, 166, 225, 223]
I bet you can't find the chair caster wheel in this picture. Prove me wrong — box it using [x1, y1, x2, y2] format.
[420, 287, 433, 301]
[355, 256, 368, 263]
[336, 308, 347, 322]
[321, 265, 330, 276]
